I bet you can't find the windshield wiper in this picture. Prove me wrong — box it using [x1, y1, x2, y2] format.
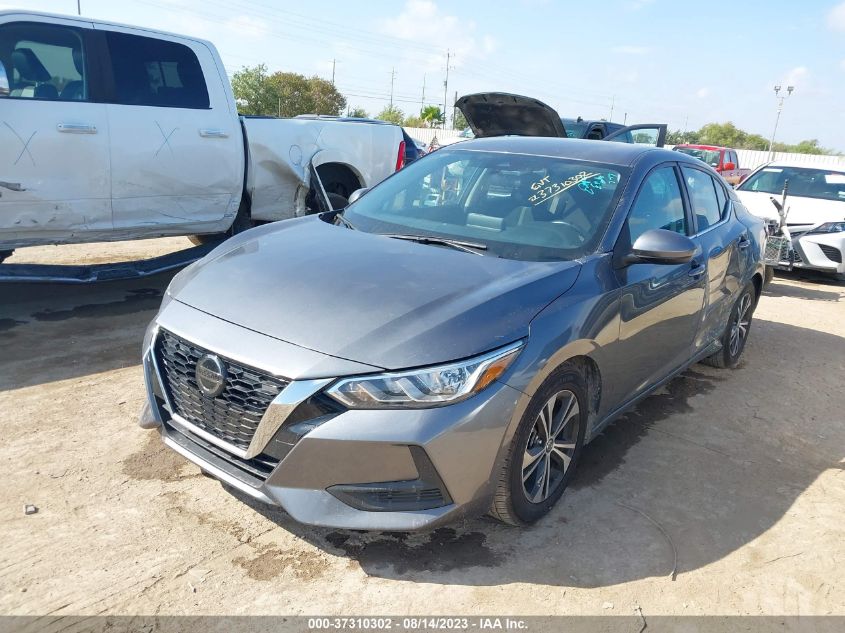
[325, 209, 357, 230]
[381, 234, 489, 255]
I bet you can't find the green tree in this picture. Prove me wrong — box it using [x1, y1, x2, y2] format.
[453, 109, 468, 131]
[231, 65, 346, 117]
[403, 114, 424, 128]
[376, 104, 405, 125]
[421, 105, 445, 128]
[348, 106, 369, 118]
[231, 64, 276, 115]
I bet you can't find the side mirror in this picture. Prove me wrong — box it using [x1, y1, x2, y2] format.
[0, 61, 9, 97]
[723, 162, 736, 171]
[623, 228, 697, 266]
[347, 187, 369, 205]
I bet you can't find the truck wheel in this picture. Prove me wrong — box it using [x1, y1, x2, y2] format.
[188, 200, 252, 246]
[0, 249, 13, 264]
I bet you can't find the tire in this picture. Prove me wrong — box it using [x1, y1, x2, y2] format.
[0, 249, 13, 264]
[490, 364, 588, 526]
[701, 282, 756, 369]
[763, 265, 775, 287]
[189, 199, 253, 246]
[327, 193, 348, 210]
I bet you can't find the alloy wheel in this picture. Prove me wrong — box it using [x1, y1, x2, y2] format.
[522, 389, 580, 504]
[729, 293, 752, 357]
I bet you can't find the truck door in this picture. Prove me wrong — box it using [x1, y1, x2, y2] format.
[0, 17, 111, 245]
[604, 124, 668, 147]
[98, 27, 243, 236]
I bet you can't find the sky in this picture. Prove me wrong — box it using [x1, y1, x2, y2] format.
[5, 0, 845, 150]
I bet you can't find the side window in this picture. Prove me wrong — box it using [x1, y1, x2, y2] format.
[626, 166, 688, 242]
[105, 31, 209, 108]
[586, 125, 604, 140]
[713, 177, 728, 218]
[0, 22, 88, 101]
[682, 166, 722, 231]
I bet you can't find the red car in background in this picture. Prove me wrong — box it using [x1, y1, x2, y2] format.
[673, 144, 751, 185]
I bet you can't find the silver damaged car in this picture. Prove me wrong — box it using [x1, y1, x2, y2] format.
[140, 106, 765, 530]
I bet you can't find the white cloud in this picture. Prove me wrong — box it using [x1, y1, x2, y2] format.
[782, 66, 808, 88]
[696, 87, 710, 98]
[828, 1, 845, 30]
[840, 59, 845, 70]
[611, 45, 649, 55]
[379, 0, 496, 71]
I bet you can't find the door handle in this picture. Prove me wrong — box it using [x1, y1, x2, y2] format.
[57, 123, 97, 134]
[738, 234, 751, 249]
[199, 128, 229, 138]
[688, 260, 706, 278]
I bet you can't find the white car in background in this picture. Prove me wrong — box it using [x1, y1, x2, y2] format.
[735, 164, 845, 277]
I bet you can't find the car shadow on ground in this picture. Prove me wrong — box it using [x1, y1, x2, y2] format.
[0, 272, 175, 390]
[763, 274, 842, 302]
[226, 317, 844, 588]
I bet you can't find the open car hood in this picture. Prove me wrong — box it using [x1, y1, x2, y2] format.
[455, 92, 568, 138]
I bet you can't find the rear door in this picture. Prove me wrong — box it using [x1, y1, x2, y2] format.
[604, 123, 667, 147]
[0, 16, 111, 245]
[680, 165, 746, 353]
[98, 26, 242, 236]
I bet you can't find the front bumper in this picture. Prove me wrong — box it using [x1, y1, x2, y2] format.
[766, 229, 845, 274]
[141, 299, 522, 530]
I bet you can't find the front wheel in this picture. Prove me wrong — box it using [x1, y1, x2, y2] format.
[702, 283, 756, 369]
[490, 365, 587, 526]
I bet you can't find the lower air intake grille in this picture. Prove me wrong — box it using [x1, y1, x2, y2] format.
[819, 244, 843, 263]
[155, 329, 289, 451]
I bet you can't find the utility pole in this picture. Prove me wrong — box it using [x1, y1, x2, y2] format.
[331, 59, 336, 85]
[609, 95, 615, 121]
[389, 67, 396, 108]
[623, 112, 628, 125]
[421, 74, 426, 111]
[442, 49, 451, 130]
[453, 90, 457, 131]
[768, 84, 794, 161]
[682, 114, 689, 143]
[77, 0, 81, 15]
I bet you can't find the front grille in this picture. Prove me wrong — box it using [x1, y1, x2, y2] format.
[792, 248, 803, 264]
[155, 329, 289, 451]
[819, 244, 843, 263]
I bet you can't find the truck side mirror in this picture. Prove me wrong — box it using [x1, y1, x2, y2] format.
[723, 162, 736, 171]
[0, 61, 9, 97]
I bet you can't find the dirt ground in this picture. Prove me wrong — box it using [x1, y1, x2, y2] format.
[1, 239, 843, 620]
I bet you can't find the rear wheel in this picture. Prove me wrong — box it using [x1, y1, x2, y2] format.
[702, 283, 755, 369]
[490, 365, 587, 526]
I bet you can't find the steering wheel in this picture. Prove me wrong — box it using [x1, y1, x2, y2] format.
[550, 220, 588, 243]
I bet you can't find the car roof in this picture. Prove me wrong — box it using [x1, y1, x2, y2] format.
[443, 136, 676, 167]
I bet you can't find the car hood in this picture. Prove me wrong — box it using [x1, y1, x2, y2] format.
[736, 190, 845, 226]
[171, 217, 581, 370]
[455, 92, 568, 139]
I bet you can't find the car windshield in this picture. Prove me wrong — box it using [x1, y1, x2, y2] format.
[737, 166, 845, 202]
[343, 148, 627, 262]
[675, 147, 721, 167]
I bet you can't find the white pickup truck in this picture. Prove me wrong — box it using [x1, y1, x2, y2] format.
[0, 11, 405, 268]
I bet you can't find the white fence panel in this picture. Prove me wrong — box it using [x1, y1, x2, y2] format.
[405, 127, 464, 146]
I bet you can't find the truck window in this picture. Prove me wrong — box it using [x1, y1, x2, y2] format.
[105, 31, 209, 109]
[0, 22, 88, 101]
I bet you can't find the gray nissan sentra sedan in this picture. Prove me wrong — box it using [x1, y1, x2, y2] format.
[140, 132, 766, 530]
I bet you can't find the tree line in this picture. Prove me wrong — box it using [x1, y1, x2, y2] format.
[667, 122, 836, 155]
[231, 64, 467, 129]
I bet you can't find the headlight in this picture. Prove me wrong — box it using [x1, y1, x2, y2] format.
[808, 221, 845, 234]
[326, 341, 523, 409]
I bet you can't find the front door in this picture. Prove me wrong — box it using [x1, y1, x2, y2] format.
[607, 164, 706, 406]
[0, 18, 111, 246]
